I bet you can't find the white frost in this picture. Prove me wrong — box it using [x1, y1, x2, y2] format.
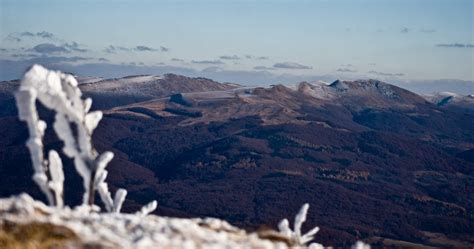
[47, 150, 64, 208]
[15, 64, 155, 213]
[113, 189, 127, 213]
[278, 203, 321, 246]
[137, 200, 158, 217]
[351, 241, 371, 249]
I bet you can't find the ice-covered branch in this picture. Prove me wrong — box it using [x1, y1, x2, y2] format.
[278, 203, 322, 247]
[16, 77, 56, 207]
[136, 200, 158, 217]
[48, 150, 65, 208]
[351, 241, 371, 249]
[15, 64, 128, 211]
[16, 64, 157, 214]
[113, 189, 127, 213]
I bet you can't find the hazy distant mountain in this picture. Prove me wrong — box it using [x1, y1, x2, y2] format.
[0, 73, 239, 115]
[79, 73, 239, 109]
[423, 91, 474, 110]
[397, 79, 474, 95]
[0, 75, 473, 247]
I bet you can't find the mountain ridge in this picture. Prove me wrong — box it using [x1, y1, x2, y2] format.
[1, 74, 472, 110]
[0, 73, 473, 247]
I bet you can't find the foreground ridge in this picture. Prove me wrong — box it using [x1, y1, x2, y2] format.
[0, 194, 285, 248]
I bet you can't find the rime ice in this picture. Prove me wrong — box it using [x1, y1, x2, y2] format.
[14, 64, 156, 214]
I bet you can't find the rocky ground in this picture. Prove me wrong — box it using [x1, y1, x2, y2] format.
[0, 194, 304, 249]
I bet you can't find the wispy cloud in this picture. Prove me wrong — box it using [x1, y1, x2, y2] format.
[104, 45, 130, 53]
[368, 70, 404, 77]
[11, 53, 39, 58]
[31, 43, 69, 54]
[104, 45, 166, 53]
[191, 60, 224, 65]
[2, 56, 91, 67]
[42, 56, 90, 63]
[63, 42, 88, 52]
[27, 42, 88, 54]
[35, 31, 55, 39]
[436, 43, 474, 48]
[4, 31, 56, 42]
[19, 32, 35, 37]
[336, 68, 357, 73]
[171, 58, 184, 62]
[4, 34, 21, 42]
[273, 62, 312, 70]
[135, 45, 158, 52]
[400, 27, 409, 33]
[219, 55, 240, 60]
[244, 55, 269, 60]
[98, 57, 109, 62]
[253, 66, 275, 71]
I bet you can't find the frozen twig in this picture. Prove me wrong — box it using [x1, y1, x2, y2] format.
[16, 73, 58, 207]
[351, 241, 371, 249]
[47, 150, 65, 208]
[278, 203, 321, 247]
[16, 64, 108, 207]
[113, 189, 127, 213]
[15, 64, 155, 212]
[136, 201, 158, 217]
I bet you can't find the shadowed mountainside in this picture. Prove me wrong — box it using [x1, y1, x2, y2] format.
[0, 75, 473, 248]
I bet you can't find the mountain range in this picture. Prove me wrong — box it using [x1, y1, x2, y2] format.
[0, 74, 473, 248]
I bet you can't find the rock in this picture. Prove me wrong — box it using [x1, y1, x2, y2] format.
[0, 194, 290, 249]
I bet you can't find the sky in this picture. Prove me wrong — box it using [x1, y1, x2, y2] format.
[0, 0, 473, 93]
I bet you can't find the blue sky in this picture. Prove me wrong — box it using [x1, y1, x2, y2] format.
[0, 0, 473, 93]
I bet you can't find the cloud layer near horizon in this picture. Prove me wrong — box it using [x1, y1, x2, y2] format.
[273, 62, 312, 70]
[1, 58, 473, 95]
[435, 43, 474, 48]
[1, 29, 473, 95]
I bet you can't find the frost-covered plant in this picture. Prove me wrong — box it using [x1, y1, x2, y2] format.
[136, 200, 158, 217]
[278, 203, 322, 248]
[351, 241, 371, 249]
[278, 204, 371, 249]
[15, 64, 156, 215]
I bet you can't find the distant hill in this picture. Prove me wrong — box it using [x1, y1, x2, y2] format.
[0, 75, 473, 248]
